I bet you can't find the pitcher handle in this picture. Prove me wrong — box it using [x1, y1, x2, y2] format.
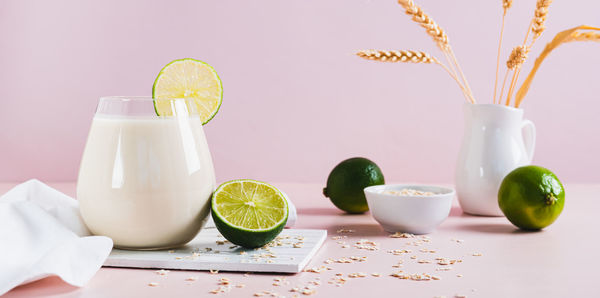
[521, 119, 536, 163]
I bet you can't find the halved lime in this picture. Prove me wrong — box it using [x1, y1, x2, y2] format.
[211, 179, 288, 248]
[152, 58, 223, 124]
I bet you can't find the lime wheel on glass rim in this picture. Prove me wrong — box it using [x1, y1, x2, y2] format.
[152, 58, 223, 124]
[211, 179, 288, 248]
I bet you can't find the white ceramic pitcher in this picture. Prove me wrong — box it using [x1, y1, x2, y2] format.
[455, 103, 536, 216]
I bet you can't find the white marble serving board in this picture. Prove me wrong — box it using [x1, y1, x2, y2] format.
[104, 229, 327, 273]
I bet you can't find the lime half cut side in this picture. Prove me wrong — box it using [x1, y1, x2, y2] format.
[211, 179, 288, 248]
[152, 58, 223, 124]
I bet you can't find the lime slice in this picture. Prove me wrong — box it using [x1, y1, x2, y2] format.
[152, 58, 223, 124]
[211, 179, 288, 248]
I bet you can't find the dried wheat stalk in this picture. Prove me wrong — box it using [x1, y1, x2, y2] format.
[568, 31, 600, 42]
[514, 26, 600, 107]
[356, 49, 471, 102]
[506, 46, 530, 70]
[494, 0, 514, 104]
[504, 45, 530, 105]
[356, 50, 438, 63]
[396, 0, 474, 103]
[397, 0, 449, 50]
[531, 0, 553, 40]
[502, 0, 553, 106]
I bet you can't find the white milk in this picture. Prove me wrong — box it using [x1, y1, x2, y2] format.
[77, 115, 216, 249]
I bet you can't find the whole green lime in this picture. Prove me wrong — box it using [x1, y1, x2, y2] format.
[498, 165, 565, 230]
[323, 157, 385, 214]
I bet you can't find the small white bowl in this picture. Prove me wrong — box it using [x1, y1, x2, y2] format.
[364, 184, 455, 234]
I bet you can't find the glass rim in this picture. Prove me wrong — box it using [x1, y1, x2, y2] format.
[99, 96, 194, 102]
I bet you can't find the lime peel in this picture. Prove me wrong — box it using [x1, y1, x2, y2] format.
[211, 179, 288, 248]
[152, 58, 223, 124]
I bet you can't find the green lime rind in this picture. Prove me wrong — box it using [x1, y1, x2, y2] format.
[324, 157, 385, 214]
[211, 179, 288, 248]
[152, 58, 223, 125]
[498, 165, 565, 230]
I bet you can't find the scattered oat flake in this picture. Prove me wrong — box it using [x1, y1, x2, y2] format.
[457, 274, 463, 277]
[175, 257, 183, 260]
[348, 272, 367, 278]
[455, 295, 467, 298]
[218, 278, 230, 285]
[472, 253, 482, 256]
[388, 249, 411, 255]
[390, 272, 440, 281]
[372, 273, 381, 277]
[418, 259, 431, 264]
[293, 243, 304, 248]
[301, 288, 316, 295]
[354, 239, 379, 251]
[236, 284, 246, 288]
[168, 250, 175, 253]
[155, 269, 169, 275]
[304, 266, 328, 273]
[390, 232, 415, 238]
[186, 276, 197, 281]
[148, 282, 159, 287]
[336, 229, 355, 234]
[436, 267, 453, 271]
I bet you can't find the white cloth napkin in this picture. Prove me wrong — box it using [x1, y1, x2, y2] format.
[0, 180, 298, 295]
[0, 179, 113, 296]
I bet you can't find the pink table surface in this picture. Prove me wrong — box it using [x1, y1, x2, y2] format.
[2, 182, 599, 298]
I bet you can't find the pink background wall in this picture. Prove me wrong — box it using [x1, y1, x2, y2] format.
[1, 0, 599, 184]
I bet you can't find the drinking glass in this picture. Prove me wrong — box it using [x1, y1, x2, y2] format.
[77, 96, 216, 250]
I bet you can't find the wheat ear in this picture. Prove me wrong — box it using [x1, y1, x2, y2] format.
[396, 0, 474, 103]
[357, 50, 438, 63]
[502, 46, 529, 106]
[514, 26, 600, 107]
[356, 49, 470, 102]
[531, 0, 553, 42]
[397, 0, 449, 50]
[494, 0, 513, 104]
[503, 0, 553, 106]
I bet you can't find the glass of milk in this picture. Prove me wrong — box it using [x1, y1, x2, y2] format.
[77, 96, 216, 250]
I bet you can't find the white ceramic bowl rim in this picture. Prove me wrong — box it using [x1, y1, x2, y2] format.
[364, 184, 455, 198]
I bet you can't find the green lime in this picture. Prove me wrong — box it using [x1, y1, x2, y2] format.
[152, 58, 223, 124]
[323, 157, 385, 214]
[498, 165, 565, 230]
[211, 179, 288, 248]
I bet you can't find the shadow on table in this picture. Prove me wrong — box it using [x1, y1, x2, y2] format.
[455, 222, 542, 234]
[296, 207, 341, 216]
[7, 276, 80, 297]
[448, 206, 464, 217]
